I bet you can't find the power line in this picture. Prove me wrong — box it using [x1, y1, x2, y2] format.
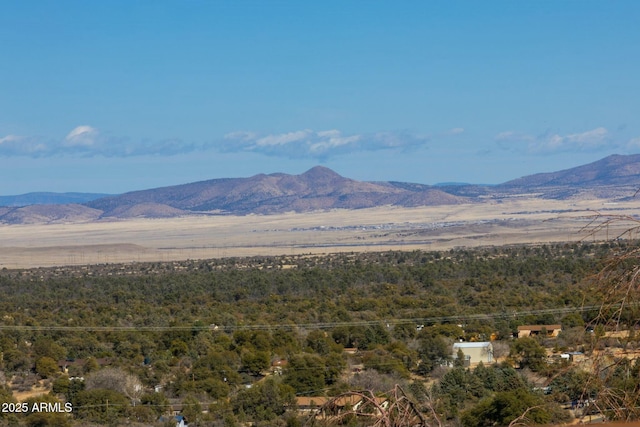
[0, 304, 606, 332]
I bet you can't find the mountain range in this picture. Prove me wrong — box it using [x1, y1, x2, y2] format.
[0, 192, 110, 207]
[1, 154, 639, 224]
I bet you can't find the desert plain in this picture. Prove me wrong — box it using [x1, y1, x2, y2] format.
[0, 197, 638, 269]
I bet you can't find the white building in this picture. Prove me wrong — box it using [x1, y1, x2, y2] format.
[452, 342, 494, 365]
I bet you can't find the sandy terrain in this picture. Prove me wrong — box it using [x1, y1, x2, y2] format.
[1, 198, 638, 269]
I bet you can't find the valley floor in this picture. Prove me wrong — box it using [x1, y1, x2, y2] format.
[1, 197, 637, 268]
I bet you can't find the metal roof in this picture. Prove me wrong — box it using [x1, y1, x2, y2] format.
[453, 342, 492, 348]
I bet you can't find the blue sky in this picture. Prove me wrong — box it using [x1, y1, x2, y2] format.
[1, 1, 639, 195]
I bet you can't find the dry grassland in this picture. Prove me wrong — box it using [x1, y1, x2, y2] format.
[1, 198, 638, 269]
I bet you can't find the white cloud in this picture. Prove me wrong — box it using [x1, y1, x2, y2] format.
[64, 125, 98, 146]
[309, 133, 361, 153]
[564, 127, 608, 145]
[316, 130, 341, 138]
[222, 131, 258, 142]
[0, 126, 200, 158]
[532, 127, 609, 153]
[449, 127, 465, 135]
[496, 127, 611, 154]
[221, 129, 429, 159]
[0, 127, 429, 159]
[627, 137, 640, 150]
[0, 135, 19, 144]
[0, 134, 48, 156]
[255, 130, 312, 147]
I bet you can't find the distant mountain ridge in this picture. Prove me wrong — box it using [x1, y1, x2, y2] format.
[0, 192, 110, 207]
[1, 154, 639, 224]
[85, 166, 465, 217]
[491, 154, 640, 200]
[501, 154, 640, 187]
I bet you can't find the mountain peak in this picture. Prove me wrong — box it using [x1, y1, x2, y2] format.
[301, 166, 343, 180]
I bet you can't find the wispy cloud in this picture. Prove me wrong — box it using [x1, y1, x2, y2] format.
[0, 134, 48, 156]
[0, 126, 198, 158]
[64, 125, 99, 147]
[222, 129, 429, 159]
[496, 127, 611, 153]
[626, 137, 640, 150]
[0, 126, 431, 159]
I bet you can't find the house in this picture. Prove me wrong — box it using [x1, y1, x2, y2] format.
[271, 359, 288, 375]
[452, 342, 494, 365]
[167, 399, 183, 416]
[343, 347, 358, 355]
[561, 351, 585, 363]
[517, 324, 562, 338]
[159, 415, 187, 427]
[57, 357, 114, 374]
[298, 394, 388, 413]
[313, 394, 389, 418]
[296, 396, 330, 413]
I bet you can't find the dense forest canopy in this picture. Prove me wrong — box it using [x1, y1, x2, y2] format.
[0, 243, 613, 330]
[0, 242, 634, 426]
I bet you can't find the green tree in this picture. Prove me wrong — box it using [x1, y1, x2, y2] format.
[181, 394, 202, 426]
[461, 387, 568, 427]
[192, 350, 241, 384]
[284, 354, 325, 395]
[129, 405, 157, 424]
[32, 338, 67, 362]
[232, 377, 295, 423]
[510, 337, 547, 372]
[437, 366, 484, 417]
[392, 323, 417, 341]
[73, 389, 130, 423]
[24, 394, 71, 427]
[83, 357, 100, 374]
[35, 357, 59, 379]
[306, 330, 333, 355]
[362, 348, 410, 378]
[272, 329, 301, 356]
[2, 348, 30, 372]
[170, 339, 189, 357]
[548, 367, 598, 402]
[25, 411, 71, 427]
[196, 377, 229, 399]
[323, 352, 346, 386]
[454, 348, 466, 368]
[52, 376, 85, 404]
[561, 312, 585, 328]
[416, 334, 451, 375]
[139, 391, 170, 418]
[241, 350, 270, 376]
[0, 384, 17, 423]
